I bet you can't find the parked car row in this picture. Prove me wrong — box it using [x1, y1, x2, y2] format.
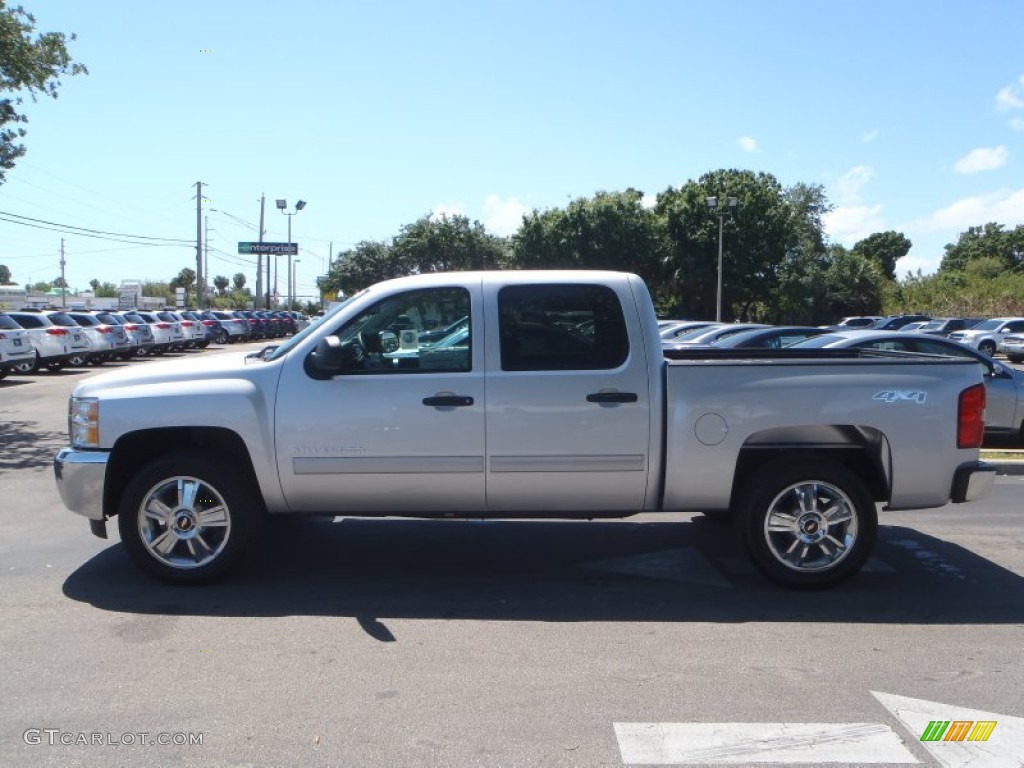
[658, 318, 1024, 440]
[0, 307, 309, 377]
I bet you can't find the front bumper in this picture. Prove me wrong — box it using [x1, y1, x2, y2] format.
[951, 460, 997, 503]
[53, 448, 109, 521]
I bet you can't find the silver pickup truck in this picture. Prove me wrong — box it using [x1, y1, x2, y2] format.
[54, 271, 996, 588]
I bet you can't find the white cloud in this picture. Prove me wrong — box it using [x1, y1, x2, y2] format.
[640, 193, 657, 210]
[738, 136, 759, 153]
[903, 188, 1024, 234]
[953, 145, 1008, 174]
[823, 204, 886, 244]
[832, 165, 875, 205]
[996, 74, 1024, 111]
[431, 202, 465, 220]
[861, 129, 879, 143]
[1010, 117, 1024, 131]
[483, 194, 528, 236]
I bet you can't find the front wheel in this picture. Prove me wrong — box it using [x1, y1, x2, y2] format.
[979, 340, 997, 357]
[1008, 354, 1022, 364]
[736, 459, 877, 589]
[117, 452, 263, 584]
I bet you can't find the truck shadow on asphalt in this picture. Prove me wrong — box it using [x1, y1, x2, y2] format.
[62, 516, 1024, 631]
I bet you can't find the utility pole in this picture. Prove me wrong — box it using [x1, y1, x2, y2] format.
[59, 238, 66, 308]
[203, 214, 210, 308]
[195, 181, 205, 309]
[256, 194, 266, 309]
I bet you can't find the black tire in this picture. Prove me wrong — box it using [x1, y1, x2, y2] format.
[11, 353, 39, 375]
[215, 329, 229, 345]
[735, 459, 877, 589]
[979, 340, 997, 357]
[67, 353, 89, 367]
[1008, 355, 1023, 364]
[117, 452, 263, 584]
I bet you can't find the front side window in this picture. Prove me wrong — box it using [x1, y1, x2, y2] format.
[498, 284, 628, 371]
[330, 287, 471, 374]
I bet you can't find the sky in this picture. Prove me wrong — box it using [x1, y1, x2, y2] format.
[1, 0, 1023, 301]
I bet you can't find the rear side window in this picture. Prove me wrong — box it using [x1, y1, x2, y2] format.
[0, 314, 20, 330]
[11, 314, 44, 328]
[47, 313, 77, 327]
[498, 284, 628, 371]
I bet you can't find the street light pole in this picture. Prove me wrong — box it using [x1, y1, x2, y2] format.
[276, 199, 306, 310]
[707, 196, 738, 322]
[292, 259, 300, 311]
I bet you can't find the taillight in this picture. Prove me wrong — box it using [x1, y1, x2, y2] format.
[156, 322, 171, 329]
[46, 328, 68, 336]
[125, 323, 138, 330]
[98, 327, 113, 334]
[957, 383, 986, 449]
[202, 320, 216, 326]
[181, 321, 193, 328]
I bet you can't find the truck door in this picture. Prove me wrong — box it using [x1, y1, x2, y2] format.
[484, 281, 652, 512]
[274, 283, 485, 513]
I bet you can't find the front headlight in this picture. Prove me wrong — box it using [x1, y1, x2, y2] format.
[69, 397, 100, 448]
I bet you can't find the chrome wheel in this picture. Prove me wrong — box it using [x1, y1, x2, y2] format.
[11, 354, 39, 374]
[67, 353, 89, 367]
[763, 480, 858, 573]
[135, 476, 232, 570]
[738, 459, 876, 589]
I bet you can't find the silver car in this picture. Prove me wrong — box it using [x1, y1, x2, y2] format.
[791, 329, 1024, 440]
[123, 310, 179, 354]
[95, 310, 156, 357]
[0, 312, 37, 377]
[209, 310, 249, 342]
[159, 310, 201, 349]
[66, 311, 131, 363]
[5, 309, 92, 371]
[948, 317, 1024, 357]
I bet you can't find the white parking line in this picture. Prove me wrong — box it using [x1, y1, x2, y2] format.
[614, 721, 918, 764]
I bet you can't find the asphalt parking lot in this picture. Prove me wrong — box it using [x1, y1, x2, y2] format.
[2, 343, 1024, 768]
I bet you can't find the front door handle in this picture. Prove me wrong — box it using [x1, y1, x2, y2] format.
[423, 395, 474, 407]
[586, 391, 638, 404]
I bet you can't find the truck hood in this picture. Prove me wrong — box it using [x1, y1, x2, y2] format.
[72, 351, 267, 398]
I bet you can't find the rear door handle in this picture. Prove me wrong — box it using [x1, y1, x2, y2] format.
[422, 395, 474, 407]
[586, 391, 638, 404]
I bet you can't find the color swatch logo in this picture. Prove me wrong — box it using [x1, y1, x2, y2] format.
[920, 720, 997, 742]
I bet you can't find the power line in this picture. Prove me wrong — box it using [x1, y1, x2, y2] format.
[0, 209, 192, 243]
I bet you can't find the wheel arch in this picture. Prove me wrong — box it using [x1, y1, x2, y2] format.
[104, 427, 261, 519]
[730, 424, 891, 511]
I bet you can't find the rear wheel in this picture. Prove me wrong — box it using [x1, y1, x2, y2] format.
[1008, 354, 1023, 364]
[11, 353, 39, 374]
[736, 459, 877, 589]
[67, 353, 89, 367]
[117, 452, 263, 584]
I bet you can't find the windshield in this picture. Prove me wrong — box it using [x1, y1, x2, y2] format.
[971, 319, 1002, 330]
[789, 333, 845, 348]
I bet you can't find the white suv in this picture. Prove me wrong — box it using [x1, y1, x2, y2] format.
[5, 310, 93, 372]
[0, 312, 37, 377]
[948, 317, 1024, 357]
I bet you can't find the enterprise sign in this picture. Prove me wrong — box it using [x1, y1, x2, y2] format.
[238, 242, 298, 255]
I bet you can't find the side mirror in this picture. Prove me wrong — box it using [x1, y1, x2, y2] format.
[305, 336, 353, 379]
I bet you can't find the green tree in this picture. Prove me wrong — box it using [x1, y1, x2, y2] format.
[938, 223, 1024, 274]
[0, 263, 11, 283]
[52, 275, 66, 288]
[654, 170, 805, 321]
[392, 213, 510, 273]
[88, 278, 99, 292]
[94, 281, 117, 298]
[231, 272, 246, 292]
[142, 281, 174, 305]
[29, 280, 50, 292]
[852, 231, 911, 280]
[213, 274, 229, 296]
[322, 240, 411, 296]
[169, 267, 196, 303]
[513, 189, 665, 297]
[0, 3, 87, 184]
